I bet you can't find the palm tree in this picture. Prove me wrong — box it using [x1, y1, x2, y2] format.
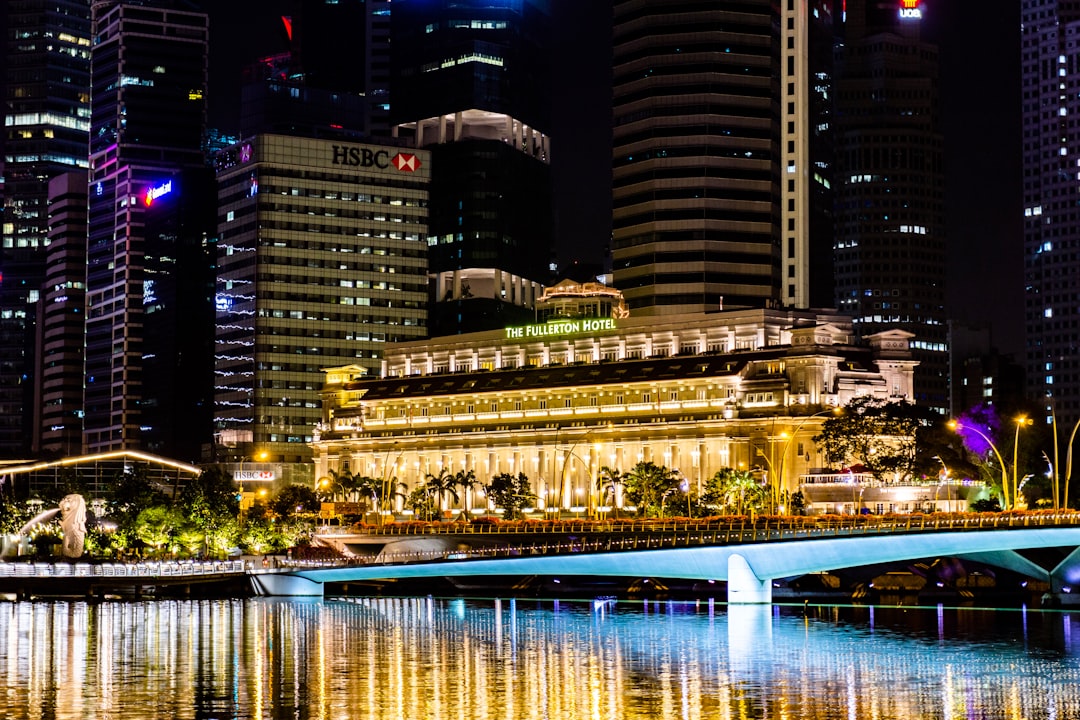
[453, 469, 479, 518]
[377, 476, 409, 516]
[424, 468, 459, 517]
[353, 475, 381, 520]
[597, 466, 624, 517]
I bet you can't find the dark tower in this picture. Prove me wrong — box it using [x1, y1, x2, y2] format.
[1021, 1, 1080, 429]
[1, 0, 91, 456]
[85, 1, 214, 459]
[833, 0, 947, 412]
[390, 0, 554, 335]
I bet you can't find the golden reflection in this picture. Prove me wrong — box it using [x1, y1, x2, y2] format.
[0, 599, 1077, 718]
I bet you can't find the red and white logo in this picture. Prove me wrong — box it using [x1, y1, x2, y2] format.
[391, 153, 421, 172]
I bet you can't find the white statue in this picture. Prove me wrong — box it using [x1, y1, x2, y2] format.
[59, 494, 86, 559]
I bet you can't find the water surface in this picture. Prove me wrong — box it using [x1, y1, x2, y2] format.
[1, 597, 1078, 719]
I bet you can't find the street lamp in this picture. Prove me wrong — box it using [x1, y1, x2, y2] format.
[766, 407, 841, 514]
[949, 420, 1013, 509]
[1065, 417, 1080, 510]
[1012, 416, 1033, 509]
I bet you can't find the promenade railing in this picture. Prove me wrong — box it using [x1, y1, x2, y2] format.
[0, 559, 245, 579]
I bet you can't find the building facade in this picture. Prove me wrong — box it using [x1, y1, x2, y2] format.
[611, 0, 838, 315]
[390, 0, 554, 334]
[833, 0, 948, 414]
[37, 170, 88, 456]
[212, 134, 430, 477]
[1, 0, 91, 456]
[311, 306, 917, 514]
[84, 1, 214, 459]
[1021, 1, 1080, 430]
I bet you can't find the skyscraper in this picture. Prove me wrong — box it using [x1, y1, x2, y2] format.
[611, 0, 838, 315]
[833, 0, 947, 413]
[38, 171, 88, 456]
[390, 0, 554, 335]
[212, 135, 430, 478]
[84, 1, 214, 459]
[1021, 1, 1080, 428]
[1, 0, 91, 456]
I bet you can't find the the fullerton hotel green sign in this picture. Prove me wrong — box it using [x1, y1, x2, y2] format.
[505, 318, 617, 340]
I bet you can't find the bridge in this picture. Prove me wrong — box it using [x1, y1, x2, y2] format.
[252, 513, 1080, 604]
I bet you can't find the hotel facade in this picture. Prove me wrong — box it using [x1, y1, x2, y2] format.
[311, 291, 917, 514]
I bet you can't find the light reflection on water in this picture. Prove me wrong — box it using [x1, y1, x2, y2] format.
[0, 597, 1078, 719]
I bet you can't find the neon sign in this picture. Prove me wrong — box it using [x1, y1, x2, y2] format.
[505, 318, 617, 341]
[898, 0, 922, 19]
[143, 180, 173, 206]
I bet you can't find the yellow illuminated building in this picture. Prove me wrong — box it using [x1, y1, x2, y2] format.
[311, 303, 917, 514]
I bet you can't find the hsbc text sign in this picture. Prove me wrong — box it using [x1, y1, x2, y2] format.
[331, 145, 422, 172]
[234, 470, 276, 482]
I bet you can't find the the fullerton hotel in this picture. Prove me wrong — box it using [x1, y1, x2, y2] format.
[310, 282, 917, 513]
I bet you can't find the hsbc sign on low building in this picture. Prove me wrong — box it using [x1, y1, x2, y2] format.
[331, 145, 423, 173]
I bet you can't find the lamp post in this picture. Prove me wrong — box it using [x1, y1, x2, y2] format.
[1066, 417, 1080, 510]
[1012, 416, 1033, 510]
[379, 443, 406, 526]
[766, 407, 841, 514]
[949, 420, 1012, 509]
[559, 425, 610, 518]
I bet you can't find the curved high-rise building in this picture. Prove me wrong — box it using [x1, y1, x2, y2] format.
[612, 0, 783, 315]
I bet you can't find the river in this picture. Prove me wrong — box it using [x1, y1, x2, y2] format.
[0, 595, 1078, 719]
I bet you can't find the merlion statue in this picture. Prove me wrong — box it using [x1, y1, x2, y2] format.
[59, 494, 86, 559]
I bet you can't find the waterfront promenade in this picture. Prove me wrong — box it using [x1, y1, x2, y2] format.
[0, 559, 246, 599]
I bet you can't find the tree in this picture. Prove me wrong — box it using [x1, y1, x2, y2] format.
[701, 468, 768, 516]
[134, 506, 181, 556]
[110, 467, 169, 537]
[375, 476, 408, 517]
[406, 486, 438, 521]
[353, 475, 381, 516]
[177, 467, 239, 524]
[789, 490, 807, 516]
[622, 462, 682, 518]
[484, 472, 536, 519]
[596, 466, 624, 516]
[813, 397, 937, 482]
[424, 468, 459, 515]
[270, 484, 320, 520]
[453, 469, 479, 517]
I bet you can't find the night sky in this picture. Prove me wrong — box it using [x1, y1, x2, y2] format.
[202, 1, 1023, 355]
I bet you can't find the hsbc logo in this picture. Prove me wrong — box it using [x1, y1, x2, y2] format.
[391, 152, 421, 172]
[331, 145, 423, 173]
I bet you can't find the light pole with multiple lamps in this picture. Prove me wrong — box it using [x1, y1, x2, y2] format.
[949, 419, 1017, 509]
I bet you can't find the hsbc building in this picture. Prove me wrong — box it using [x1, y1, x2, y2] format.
[213, 134, 431, 483]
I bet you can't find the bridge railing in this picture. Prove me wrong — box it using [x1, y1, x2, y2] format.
[336, 511, 1080, 538]
[0, 560, 245, 579]
[291, 511, 1080, 569]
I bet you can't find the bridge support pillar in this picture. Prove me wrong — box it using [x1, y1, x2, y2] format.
[727, 553, 771, 604]
[250, 573, 324, 597]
